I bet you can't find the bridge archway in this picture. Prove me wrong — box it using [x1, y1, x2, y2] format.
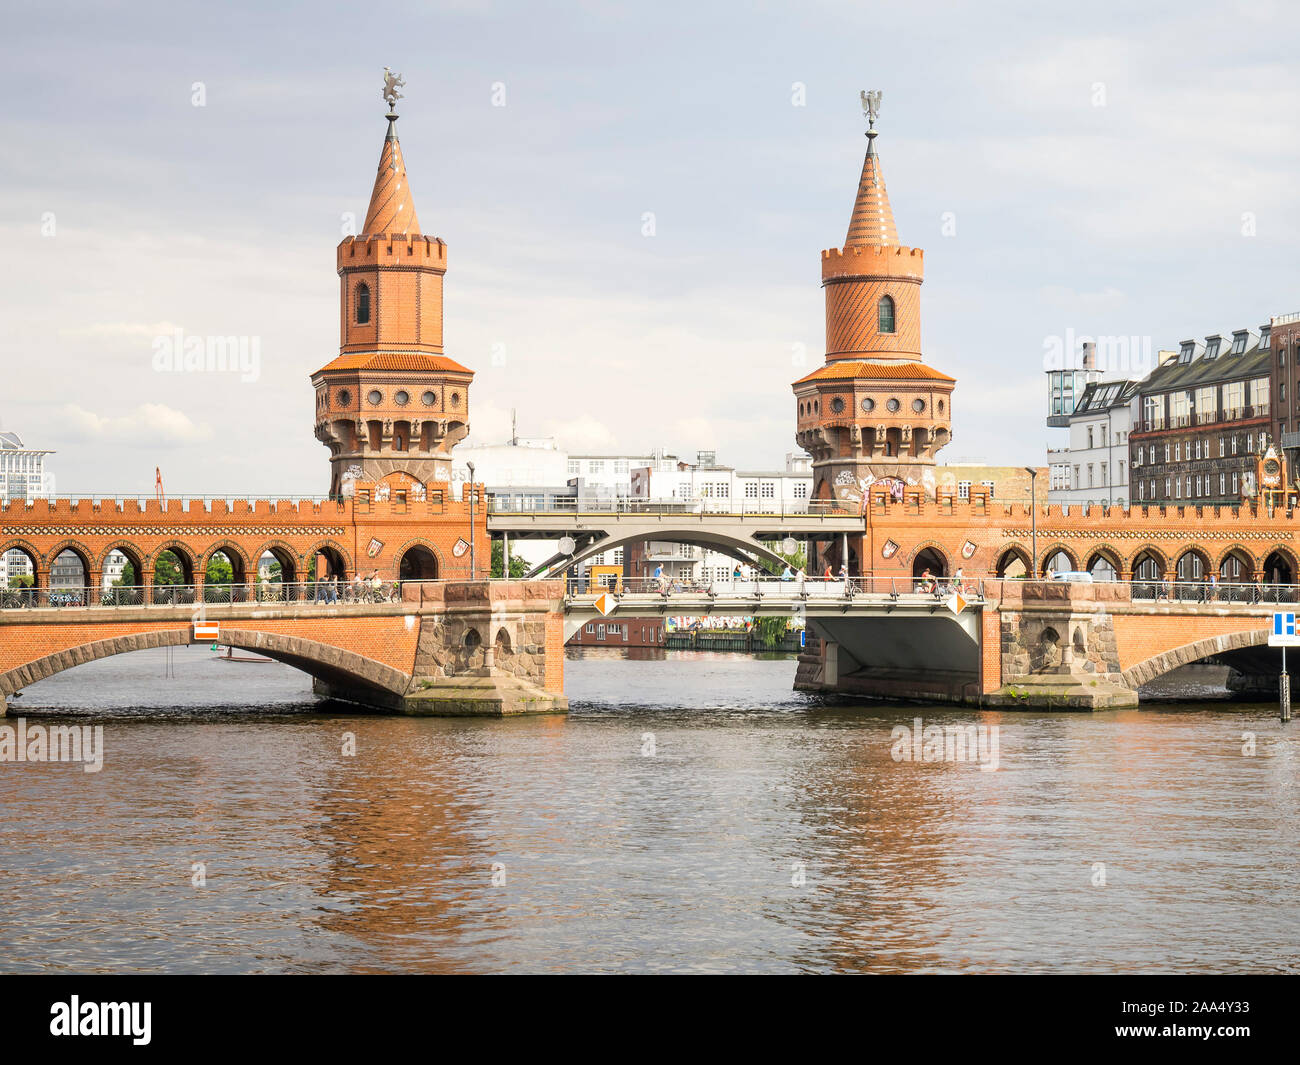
[1084, 546, 1121, 581]
[0, 627, 410, 702]
[151, 543, 197, 588]
[1263, 548, 1295, 585]
[1216, 546, 1253, 581]
[1040, 545, 1078, 576]
[1121, 627, 1272, 689]
[98, 543, 145, 593]
[203, 543, 251, 585]
[911, 545, 948, 579]
[1175, 548, 1210, 582]
[309, 541, 352, 582]
[256, 543, 298, 585]
[995, 545, 1030, 578]
[398, 543, 439, 581]
[49, 545, 91, 600]
[526, 527, 787, 579]
[1, 540, 41, 593]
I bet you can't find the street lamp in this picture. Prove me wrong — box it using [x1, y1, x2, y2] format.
[467, 461, 476, 580]
[1024, 466, 1039, 579]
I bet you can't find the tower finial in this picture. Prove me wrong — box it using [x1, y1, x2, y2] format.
[383, 67, 406, 113]
[860, 89, 882, 153]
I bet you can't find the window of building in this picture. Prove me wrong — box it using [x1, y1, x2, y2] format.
[1250, 378, 1270, 411]
[1164, 442, 1170, 462]
[1220, 472, 1226, 495]
[1087, 465, 1094, 488]
[761, 482, 775, 498]
[588, 460, 606, 475]
[957, 480, 971, 499]
[356, 283, 370, 324]
[1224, 380, 1245, 415]
[793, 483, 808, 499]
[878, 295, 895, 334]
[1139, 481, 1145, 501]
[567, 459, 580, 476]
[1100, 462, 1107, 484]
[1219, 437, 1226, 458]
[1165, 477, 1172, 497]
[1232, 472, 1239, 494]
[1087, 426, 1094, 449]
[980, 480, 995, 498]
[1171, 391, 1190, 425]
[1186, 476, 1192, 498]
[1118, 461, 1125, 485]
[1144, 395, 1165, 429]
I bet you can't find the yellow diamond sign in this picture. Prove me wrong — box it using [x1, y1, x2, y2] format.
[595, 592, 615, 616]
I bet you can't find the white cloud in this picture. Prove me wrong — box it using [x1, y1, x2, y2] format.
[59, 404, 213, 446]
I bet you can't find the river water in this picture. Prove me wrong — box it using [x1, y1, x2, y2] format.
[1, 647, 1297, 973]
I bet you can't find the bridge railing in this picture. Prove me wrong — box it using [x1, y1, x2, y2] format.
[0, 580, 413, 610]
[566, 574, 989, 601]
[487, 494, 856, 518]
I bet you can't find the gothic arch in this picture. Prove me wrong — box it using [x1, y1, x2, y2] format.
[146, 541, 198, 583]
[43, 539, 94, 571]
[391, 537, 443, 581]
[993, 543, 1031, 578]
[1038, 542, 1079, 576]
[306, 539, 354, 581]
[1083, 543, 1122, 574]
[1213, 544, 1257, 573]
[253, 539, 303, 581]
[1126, 544, 1169, 575]
[200, 541, 253, 582]
[0, 539, 45, 586]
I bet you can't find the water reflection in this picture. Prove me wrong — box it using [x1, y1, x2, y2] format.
[0, 646, 1296, 973]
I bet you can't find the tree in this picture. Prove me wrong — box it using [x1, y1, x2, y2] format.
[113, 560, 137, 587]
[758, 544, 807, 576]
[153, 551, 185, 586]
[491, 540, 529, 578]
[751, 615, 790, 648]
[8, 573, 34, 589]
[206, 556, 234, 585]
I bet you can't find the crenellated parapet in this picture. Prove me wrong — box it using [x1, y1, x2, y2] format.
[821, 243, 924, 283]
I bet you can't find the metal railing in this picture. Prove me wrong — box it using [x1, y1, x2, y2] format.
[567, 574, 988, 602]
[0, 580, 410, 610]
[487, 495, 854, 518]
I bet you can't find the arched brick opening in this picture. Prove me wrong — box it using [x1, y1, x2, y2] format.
[1121, 627, 1270, 689]
[0, 627, 410, 700]
[994, 544, 1030, 579]
[1039, 544, 1078, 577]
[1084, 546, 1121, 581]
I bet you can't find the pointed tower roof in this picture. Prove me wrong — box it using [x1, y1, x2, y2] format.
[362, 112, 422, 237]
[844, 130, 898, 247]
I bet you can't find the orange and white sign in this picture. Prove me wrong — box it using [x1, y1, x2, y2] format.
[945, 592, 969, 615]
[594, 592, 615, 616]
[194, 621, 220, 640]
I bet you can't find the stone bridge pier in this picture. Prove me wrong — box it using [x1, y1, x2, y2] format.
[796, 581, 1285, 710]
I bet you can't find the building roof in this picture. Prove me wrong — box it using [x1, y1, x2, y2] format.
[0, 431, 23, 449]
[362, 114, 421, 237]
[794, 360, 955, 385]
[312, 352, 472, 376]
[844, 131, 899, 248]
[1072, 379, 1139, 414]
[1135, 330, 1271, 395]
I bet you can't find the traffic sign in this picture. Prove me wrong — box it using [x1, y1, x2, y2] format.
[1269, 611, 1300, 647]
[194, 621, 220, 641]
[594, 592, 615, 616]
[945, 592, 969, 615]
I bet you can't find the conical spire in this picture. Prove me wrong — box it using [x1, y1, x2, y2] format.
[844, 129, 898, 247]
[362, 112, 421, 237]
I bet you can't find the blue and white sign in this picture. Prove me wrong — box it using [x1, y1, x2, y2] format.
[1269, 612, 1300, 647]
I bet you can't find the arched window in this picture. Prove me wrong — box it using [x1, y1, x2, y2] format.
[878, 295, 895, 334]
[356, 283, 371, 324]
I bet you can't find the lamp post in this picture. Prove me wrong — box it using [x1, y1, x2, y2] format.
[467, 461, 476, 580]
[1024, 467, 1039, 579]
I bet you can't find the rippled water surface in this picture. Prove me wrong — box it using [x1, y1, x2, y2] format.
[1, 647, 1297, 973]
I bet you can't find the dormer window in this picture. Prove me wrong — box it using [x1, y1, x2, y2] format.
[877, 295, 895, 334]
[1177, 340, 1196, 363]
[356, 283, 371, 324]
[1230, 330, 1249, 355]
[1204, 335, 1221, 359]
[1258, 325, 1272, 351]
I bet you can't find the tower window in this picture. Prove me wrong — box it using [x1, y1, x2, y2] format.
[356, 283, 371, 324]
[878, 295, 895, 334]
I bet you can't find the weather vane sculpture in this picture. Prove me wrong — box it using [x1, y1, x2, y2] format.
[383, 67, 406, 112]
[861, 89, 882, 132]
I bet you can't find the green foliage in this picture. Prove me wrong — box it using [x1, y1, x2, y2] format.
[205, 556, 234, 585]
[752, 616, 790, 648]
[113, 560, 136, 587]
[758, 546, 807, 577]
[8, 573, 34, 589]
[153, 551, 185, 586]
[491, 540, 529, 578]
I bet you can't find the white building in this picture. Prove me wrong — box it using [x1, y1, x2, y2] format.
[0, 428, 55, 588]
[1048, 378, 1139, 506]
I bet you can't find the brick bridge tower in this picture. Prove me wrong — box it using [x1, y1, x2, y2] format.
[312, 78, 474, 499]
[793, 93, 955, 506]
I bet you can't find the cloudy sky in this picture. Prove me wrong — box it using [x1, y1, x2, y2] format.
[3, 0, 1299, 496]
